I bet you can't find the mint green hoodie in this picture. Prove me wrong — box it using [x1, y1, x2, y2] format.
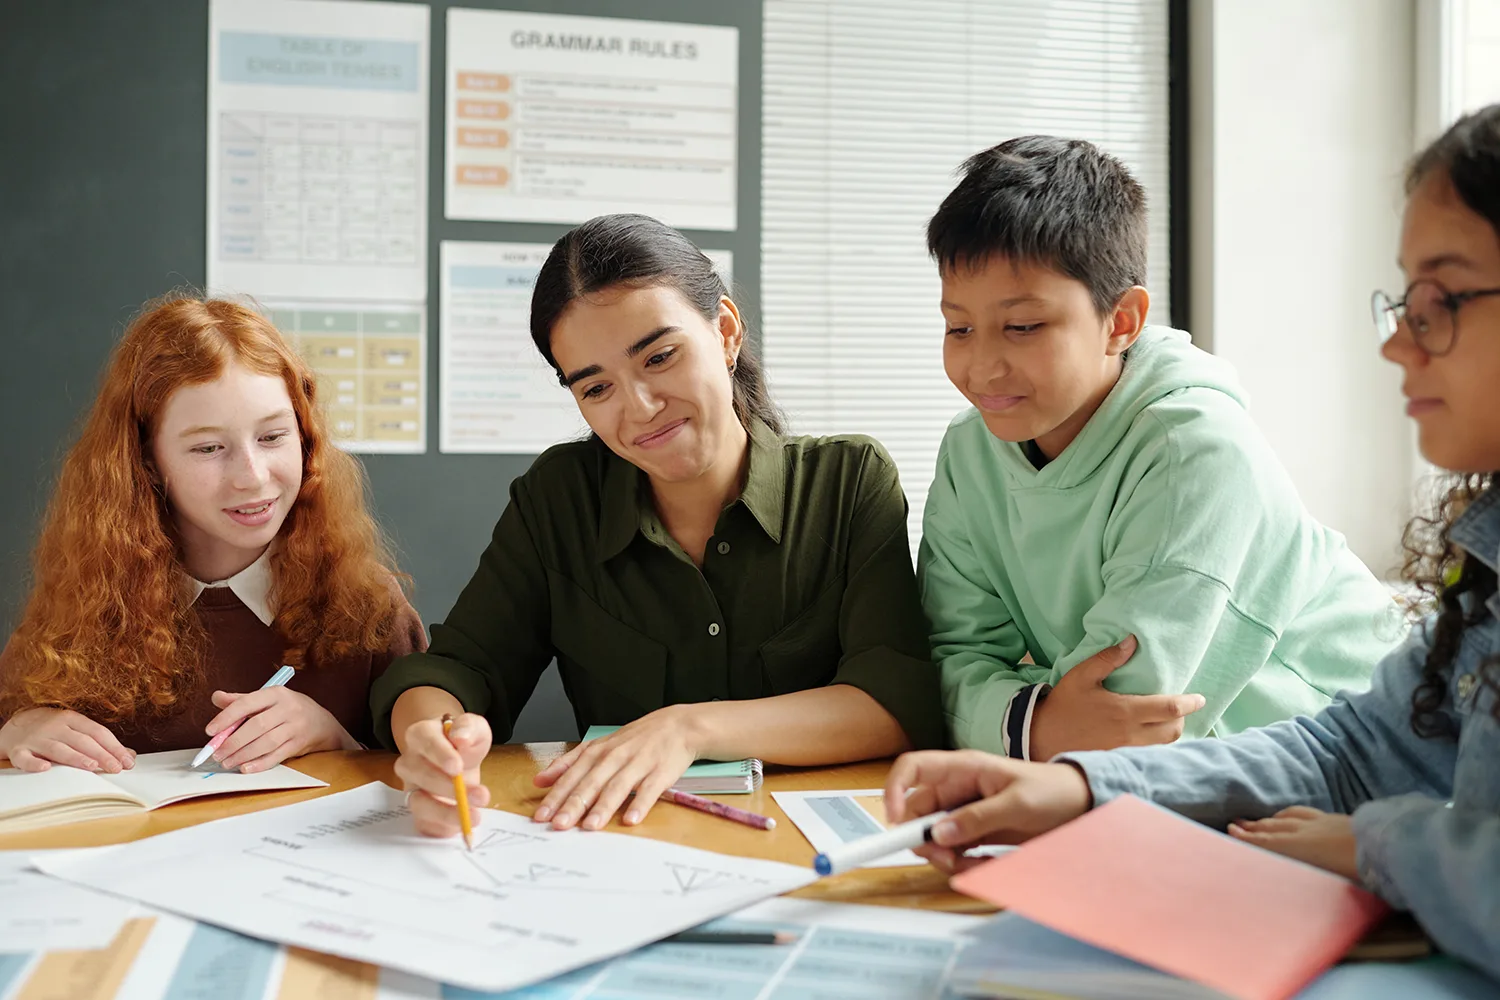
[920, 325, 1403, 754]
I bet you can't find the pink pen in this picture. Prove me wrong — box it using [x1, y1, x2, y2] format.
[659, 787, 777, 831]
[190, 664, 295, 768]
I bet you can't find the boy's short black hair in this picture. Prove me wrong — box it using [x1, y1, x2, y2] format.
[927, 135, 1148, 314]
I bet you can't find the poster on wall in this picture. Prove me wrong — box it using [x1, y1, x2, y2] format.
[439, 240, 732, 454]
[207, 0, 430, 453]
[444, 8, 739, 230]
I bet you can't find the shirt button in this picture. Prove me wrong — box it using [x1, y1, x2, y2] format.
[716, 541, 731, 555]
[708, 622, 721, 637]
[1457, 673, 1476, 701]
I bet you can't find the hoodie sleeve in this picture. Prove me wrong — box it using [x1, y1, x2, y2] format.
[1046, 402, 1375, 739]
[919, 439, 1050, 753]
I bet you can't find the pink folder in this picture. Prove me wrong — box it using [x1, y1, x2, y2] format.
[949, 795, 1390, 1000]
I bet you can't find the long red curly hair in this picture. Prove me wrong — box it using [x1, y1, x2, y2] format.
[1, 296, 408, 722]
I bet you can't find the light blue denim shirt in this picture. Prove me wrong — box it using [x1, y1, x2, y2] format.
[1062, 487, 1500, 982]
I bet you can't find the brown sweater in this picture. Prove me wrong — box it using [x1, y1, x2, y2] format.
[1, 586, 427, 754]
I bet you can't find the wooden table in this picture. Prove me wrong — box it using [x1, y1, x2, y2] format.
[0, 744, 987, 913]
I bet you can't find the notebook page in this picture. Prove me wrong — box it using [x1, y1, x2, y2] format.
[99, 749, 326, 809]
[0, 764, 132, 817]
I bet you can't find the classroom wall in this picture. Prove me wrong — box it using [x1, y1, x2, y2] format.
[1189, 0, 1416, 577]
[0, 0, 761, 742]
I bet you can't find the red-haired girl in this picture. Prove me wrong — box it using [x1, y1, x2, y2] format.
[0, 296, 425, 773]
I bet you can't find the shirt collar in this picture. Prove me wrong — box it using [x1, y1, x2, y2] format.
[1448, 485, 1500, 575]
[183, 546, 275, 626]
[595, 417, 788, 562]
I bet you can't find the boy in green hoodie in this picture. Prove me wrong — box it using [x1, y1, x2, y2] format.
[922, 136, 1401, 759]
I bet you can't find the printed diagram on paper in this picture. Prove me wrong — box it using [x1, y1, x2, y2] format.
[34, 783, 815, 994]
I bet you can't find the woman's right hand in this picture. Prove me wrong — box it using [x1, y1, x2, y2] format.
[0, 707, 136, 773]
[393, 712, 492, 839]
[883, 749, 1094, 873]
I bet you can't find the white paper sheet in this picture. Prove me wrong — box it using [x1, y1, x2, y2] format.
[444, 8, 739, 229]
[34, 782, 816, 993]
[0, 851, 135, 954]
[773, 789, 928, 868]
[439, 240, 732, 454]
[208, 0, 431, 453]
[97, 749, 328, 808]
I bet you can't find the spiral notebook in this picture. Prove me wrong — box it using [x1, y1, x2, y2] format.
[581, 726, 763, 793]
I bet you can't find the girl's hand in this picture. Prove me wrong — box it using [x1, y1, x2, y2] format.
[394, 713, 491, 839]
[0, 707, 136, 773]
[533, 706, 700, 830]
[205, 687, 357, 773]
[884, 749, 1094, 874]
[1229, 806, 1360, 880]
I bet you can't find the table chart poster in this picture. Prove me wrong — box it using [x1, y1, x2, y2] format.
[440, 241, 731, 454]
[208, 0, 430, 453]
[444, 8, 739, 230]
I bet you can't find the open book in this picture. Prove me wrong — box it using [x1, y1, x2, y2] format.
[582, 726, 763, 793]
[0, 748, 328, 833]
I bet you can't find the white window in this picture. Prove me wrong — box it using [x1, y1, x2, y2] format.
[1457, 0, 1500, 110]
[762, 0, 1173, 550]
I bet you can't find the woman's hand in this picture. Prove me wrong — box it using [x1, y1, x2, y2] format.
[205, 687, 358, 773]
[394, 713, 492, 839]
[884, 749, 1094, 873]
[533, 705, 701, 830]
[1228, 806, 1360, 880]
[0, 707, 136, 773]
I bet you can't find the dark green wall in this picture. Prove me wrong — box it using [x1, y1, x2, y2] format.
[0, 0, 762, 741]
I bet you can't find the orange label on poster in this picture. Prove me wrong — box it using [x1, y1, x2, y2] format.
[455, 165, 510, 187]
[457, 71, 511, 92]
[456, 100, 510, 120]
[457, 127, 509, 149]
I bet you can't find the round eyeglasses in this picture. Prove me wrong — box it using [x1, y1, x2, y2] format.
[1371, 278, 1500, 357]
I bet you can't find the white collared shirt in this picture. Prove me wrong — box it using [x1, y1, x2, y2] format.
[184, 546, 275, 626]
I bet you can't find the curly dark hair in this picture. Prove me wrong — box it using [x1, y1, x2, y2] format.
[1399, 105, 1500, 736]
[1401, 475, 1499, 737]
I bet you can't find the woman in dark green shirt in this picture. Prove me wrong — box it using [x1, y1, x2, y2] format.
[380, 214, 942, 836]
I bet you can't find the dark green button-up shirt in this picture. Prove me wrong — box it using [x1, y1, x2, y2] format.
[371, 419, 944, 751]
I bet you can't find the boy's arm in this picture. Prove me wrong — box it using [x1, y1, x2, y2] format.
[919, 446, 1045, 754]
[1039, 412, 1379, 750]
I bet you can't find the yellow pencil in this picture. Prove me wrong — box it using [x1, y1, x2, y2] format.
[440, 714, 474, 851]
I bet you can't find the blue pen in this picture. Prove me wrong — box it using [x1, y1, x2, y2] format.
[191, 664, 295, 768]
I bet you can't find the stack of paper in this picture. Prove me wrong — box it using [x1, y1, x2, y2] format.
[32, 783, 816, 993]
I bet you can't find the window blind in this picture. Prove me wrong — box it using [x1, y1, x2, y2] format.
[762, 0, 1172, 551]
